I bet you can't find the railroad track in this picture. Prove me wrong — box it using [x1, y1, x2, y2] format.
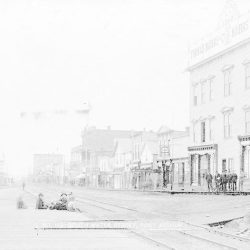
[28, 185, 138, 213]
[26, 185, 250, 249]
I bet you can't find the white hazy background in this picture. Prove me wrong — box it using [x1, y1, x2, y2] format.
[0, 0, 249, 177]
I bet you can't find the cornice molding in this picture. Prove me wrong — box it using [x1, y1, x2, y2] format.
[221, 106, 234, 113]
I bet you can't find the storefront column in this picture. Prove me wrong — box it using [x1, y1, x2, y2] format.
[207, 154, 211, 173]
[241, 145, 245, 172]
[189, 154, 193, 185]
[198, 154, 201, 186]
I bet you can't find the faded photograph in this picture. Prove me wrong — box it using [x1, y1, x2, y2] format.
[1, 0, 250, 249]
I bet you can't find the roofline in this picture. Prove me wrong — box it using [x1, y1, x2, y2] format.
[186, 37, 250, 72]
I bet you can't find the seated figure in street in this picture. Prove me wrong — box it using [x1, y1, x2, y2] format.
[36, 193, 48, 209]
[67, 193, 81, 212]
[49, 193, 69, 210]
[17, 195, 27, 209]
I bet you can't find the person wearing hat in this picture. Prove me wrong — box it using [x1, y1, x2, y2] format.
[36, 193, 48, 209]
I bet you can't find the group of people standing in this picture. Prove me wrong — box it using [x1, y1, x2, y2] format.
[204, 170, 245, 192]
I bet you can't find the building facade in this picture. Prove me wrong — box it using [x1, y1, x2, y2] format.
[33, 153, 65, 184]
[112, 138, 132, 189]
[157, 126, 190, 190]
[81, 127, 134, 188]
[69, 145, 85, 185]
[130, 131, 159, 189]
[188, 8, 250, 189]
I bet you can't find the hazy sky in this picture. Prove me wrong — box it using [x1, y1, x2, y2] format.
[0, 0, 249, 176]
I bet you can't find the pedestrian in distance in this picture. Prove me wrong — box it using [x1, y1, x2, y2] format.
[17, 195, 27, 209]
[22, 182, 25, 191]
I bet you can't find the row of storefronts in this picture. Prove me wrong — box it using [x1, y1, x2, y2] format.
[65, 5, 250, 192]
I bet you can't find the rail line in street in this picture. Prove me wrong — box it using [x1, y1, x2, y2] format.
[24, 185, 250, 249]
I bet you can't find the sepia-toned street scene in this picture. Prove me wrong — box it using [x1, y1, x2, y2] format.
[1, 0, 250, 249]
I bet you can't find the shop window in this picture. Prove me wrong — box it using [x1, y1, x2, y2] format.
[178, 162, 185, 184]
[228, 158, 234, 172]
[222, 159, 227, 172]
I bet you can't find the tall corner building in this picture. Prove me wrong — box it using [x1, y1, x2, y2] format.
[187, 10, 250, 187]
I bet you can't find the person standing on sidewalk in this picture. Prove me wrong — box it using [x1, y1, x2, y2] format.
[205, 171, 213, 192]
[232, 173, 238, 191]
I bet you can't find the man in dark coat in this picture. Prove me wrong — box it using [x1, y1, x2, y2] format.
[232, 173, 238, 191]
[228, 171, 233, 191]
[214, 172, 221, 192]
[221, 171, 228, 192]
[205, 171, 213, 192]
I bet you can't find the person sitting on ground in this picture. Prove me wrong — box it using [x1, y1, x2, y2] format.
[17, 195, 27, 209]
[67, 193, 81, 212]
[36, 193, 48, 209]
[50, 193, 68, 210]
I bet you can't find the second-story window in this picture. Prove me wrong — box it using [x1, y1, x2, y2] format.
[224, 69, 232, 97]
[228, 158, 234, 172]
[224, 112, 232, 138]
[201, 121, 206, 142]
[208, 77, 214, 101]
[209, 118, 215, 141]
[201, 81, 206, 104]
[193, 84, 198, 106]
[193, 122, 197, 143]
[245, 110, 250, 134]
[245, 63, 250, 89]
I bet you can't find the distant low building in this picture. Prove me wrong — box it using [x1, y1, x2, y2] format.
[81, 126, 135, 187]
[69, 145, 85, 184]
[113, 138, 132, 189]
[130, 131, 158, 189]
[33, 153, 64, 184]
[157, 126, 190, 190]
